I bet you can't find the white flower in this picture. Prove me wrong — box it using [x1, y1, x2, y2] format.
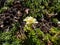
[57, 21, 60, 24]
[23, 16, 38, 24]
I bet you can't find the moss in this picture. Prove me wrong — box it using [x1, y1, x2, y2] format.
[0, 0, 60, 45]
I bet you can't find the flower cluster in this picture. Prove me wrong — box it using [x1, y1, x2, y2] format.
[23, 16, 38, 25]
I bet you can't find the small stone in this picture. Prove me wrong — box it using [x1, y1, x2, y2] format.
[25, 8, 30, 14]
[0, 25, 4, 28]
